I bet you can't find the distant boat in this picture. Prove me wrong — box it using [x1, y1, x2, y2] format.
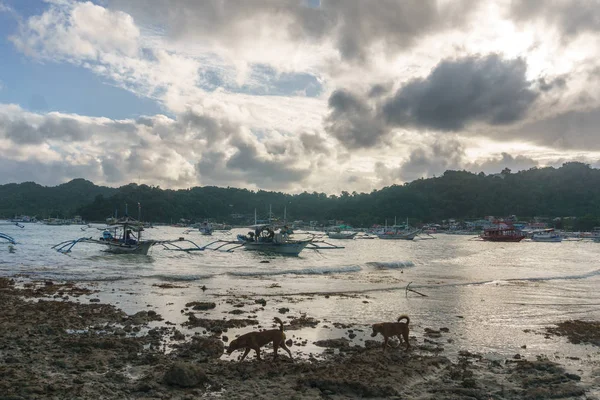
[199, 221, 214, 236]
[0, 232, 16, 245]
[52, 216, 205, 255]
[480, 226, 525, 242]
[376, 217, 422, 240]
[531, 230, 562, 242]
[327, 231, 357, 239]
[326, 225, 357, 239]
[236, 224, 311, 256]
[377, 227, 422, 240]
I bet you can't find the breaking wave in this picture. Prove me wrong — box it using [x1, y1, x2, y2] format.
[146, 274, 213, 282]
[228, 265, 362, 277]
[366, 261, 415, 269]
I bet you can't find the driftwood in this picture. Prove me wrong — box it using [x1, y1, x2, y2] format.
[405, 281, 428, 298]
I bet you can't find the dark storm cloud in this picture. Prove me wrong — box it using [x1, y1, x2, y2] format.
[300, 131, 330, 155]
[325, 54, 544, 149]
[0, 115, 91, 144]
[0, 157, 102, 186]
[381, 54, 539, 131]
[225, 139, 311, 187]
[324, 89, 385, 149]
[470, 153, 538, 175]
[510, 0, 600, 38]
[397, 139, 465, 181]
[196, 141, 311, 190]
[513, 107, 600, 150]
[108, 0, 477, 62]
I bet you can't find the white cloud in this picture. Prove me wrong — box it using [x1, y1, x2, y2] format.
[4, 0, 600, 192]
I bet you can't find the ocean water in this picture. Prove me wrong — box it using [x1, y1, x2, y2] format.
[2, 222, 600, 365]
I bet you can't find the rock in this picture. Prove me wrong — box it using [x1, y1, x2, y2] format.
[254, 299, 267, 306]
[89, 298, 100, 303]
[222, 335, 229, 342]
[348, 333, 356, 339]
[513, 354, 521, 359]
[314, 338, 350, 348]
[174, 336, 224, 359]
[163, 362, 208, 388]
[278, 307, 290, 314]
[185, 302, 216, 311]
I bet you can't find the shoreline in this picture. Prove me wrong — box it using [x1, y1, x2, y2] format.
[2, 277, 600, 399]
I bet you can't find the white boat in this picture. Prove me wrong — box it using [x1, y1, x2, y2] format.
[236, 225, 311, 256]
[52, 216, 205, 255]
[199, 221, 214, 236]
[376, 217, 422, 240]
[531, 230, 562, 243]
[377, 228, 422, 240]
[0, 233, 16, 245]
[327, 231, 357, 239]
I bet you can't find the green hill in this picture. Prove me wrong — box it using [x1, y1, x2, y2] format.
[2, 163, 600, 229]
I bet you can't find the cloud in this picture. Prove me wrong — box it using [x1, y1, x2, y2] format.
[324, 54, 545, 149]
[108, 0, 477, 63]
[512, 107, 600, 150]
[510, 0, 600, 38]
[0, 104, 322, 190]
[324, 89, 386, 149]
[468, 153, 539, 175]
[10, 1, 140, 60]
[381, 54, 539, 131]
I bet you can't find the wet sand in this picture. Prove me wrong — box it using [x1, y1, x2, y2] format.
[1, 277, 599, 400]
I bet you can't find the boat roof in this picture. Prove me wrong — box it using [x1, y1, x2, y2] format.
[248, 224, 272, 230]
[108, 217, 144, 229]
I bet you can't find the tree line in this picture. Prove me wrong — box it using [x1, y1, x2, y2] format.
[1, 162, 600, 229]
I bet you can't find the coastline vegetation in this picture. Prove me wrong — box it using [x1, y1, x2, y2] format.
[1, 162, 600, 229]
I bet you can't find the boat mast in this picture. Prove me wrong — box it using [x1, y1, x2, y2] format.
[254, 209, 257, 225]
[284, 206, 287, 224]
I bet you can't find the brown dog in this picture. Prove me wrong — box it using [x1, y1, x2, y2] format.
[227, 317, 292, 361]
[371, 315, 410, 351]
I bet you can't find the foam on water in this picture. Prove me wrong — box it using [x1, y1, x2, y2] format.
[366, 261, 415, 269]
[146, 274, 213, 282]
[227, 265, 362, 277]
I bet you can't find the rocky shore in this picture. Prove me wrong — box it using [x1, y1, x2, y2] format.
[1, 277, 598, 400]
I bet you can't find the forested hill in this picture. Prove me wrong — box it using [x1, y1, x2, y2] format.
[1, 162, 600, 227]
[0, 179, 116, 219]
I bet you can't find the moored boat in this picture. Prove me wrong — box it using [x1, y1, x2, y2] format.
[531, 230, 562, 242]
[376, 226, 422, 240]
[236, 225, 311, 256]
[481, 226, 525, 242]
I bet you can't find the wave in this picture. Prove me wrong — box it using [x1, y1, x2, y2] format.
[366, 261, 415, 269]
[227, 265, 362, 277]
[146, 274, 213, 282]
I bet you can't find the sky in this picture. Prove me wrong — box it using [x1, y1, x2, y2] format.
[1, 0, 600, 193]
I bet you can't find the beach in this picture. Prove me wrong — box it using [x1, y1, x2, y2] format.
[2, 226, 600, 398]
[1, 275, 600, 399]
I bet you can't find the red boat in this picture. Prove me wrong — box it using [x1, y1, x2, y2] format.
[481, 227, 525, 242]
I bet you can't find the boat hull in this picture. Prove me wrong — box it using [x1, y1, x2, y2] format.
[481, 236, 525, 242]
[242, 241, 309, 255]
[327, 232, 357, 239]
[103, 241, 154, 255]
[376, 229, 421, 240]
[531, 236, 562, 242]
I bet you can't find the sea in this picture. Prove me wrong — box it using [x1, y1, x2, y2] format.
[2, 222, 600, 367]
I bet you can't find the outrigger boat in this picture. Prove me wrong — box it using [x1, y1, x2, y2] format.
[51, 217, 207, 255]
[198, 221, 214, 236]
[1, 232, 16, 245]
[326, 225, 358, 239]
[376, 217, 423, 240]
[197, 224, 345, 256]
